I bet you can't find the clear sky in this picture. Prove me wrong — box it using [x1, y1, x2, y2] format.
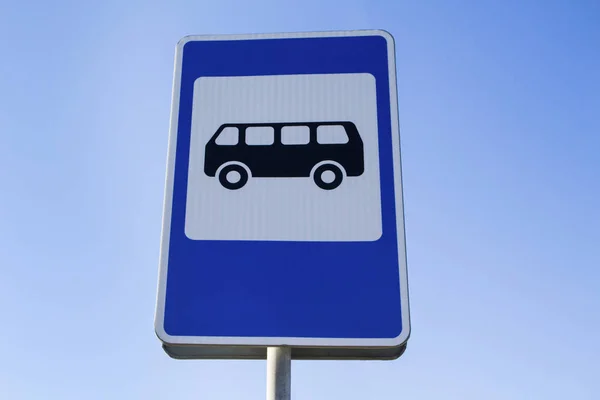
[1, 1, 599, 399]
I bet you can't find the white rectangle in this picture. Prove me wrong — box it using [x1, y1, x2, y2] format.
[185, 73, 382, 242]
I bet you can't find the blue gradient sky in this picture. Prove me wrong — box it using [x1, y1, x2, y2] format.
[1, 1, 599, 399]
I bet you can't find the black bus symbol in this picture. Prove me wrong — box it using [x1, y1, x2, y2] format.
[204, 121, 364, 190]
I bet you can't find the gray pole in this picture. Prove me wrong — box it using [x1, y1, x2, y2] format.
[266, 347, 291, 400]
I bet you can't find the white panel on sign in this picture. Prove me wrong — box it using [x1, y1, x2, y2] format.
[185, 73, 382, 242]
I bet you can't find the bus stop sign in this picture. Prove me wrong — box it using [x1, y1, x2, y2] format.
[154, 30, 410, 360]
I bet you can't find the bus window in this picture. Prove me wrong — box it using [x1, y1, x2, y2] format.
[246, 126, 274, 145]
[215, 127, 239, 145]
[317, 125, 349, 144]
[281, 125, 310, 145]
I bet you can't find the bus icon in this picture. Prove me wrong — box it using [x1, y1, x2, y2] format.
[204, 121, 365, 190]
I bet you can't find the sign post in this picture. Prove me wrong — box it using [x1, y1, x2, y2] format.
[267, 347, 291, 400]
[154, 30, 411, 396]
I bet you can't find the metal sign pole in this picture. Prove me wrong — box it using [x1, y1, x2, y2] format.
[266, 347, 291, 400]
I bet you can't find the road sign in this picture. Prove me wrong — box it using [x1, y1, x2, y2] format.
[154, 30, 410, 360]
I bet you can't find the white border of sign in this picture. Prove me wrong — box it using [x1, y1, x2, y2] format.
[154, 29, 410, 354]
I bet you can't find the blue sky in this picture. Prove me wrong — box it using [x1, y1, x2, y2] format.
[1, 1, 599, 399]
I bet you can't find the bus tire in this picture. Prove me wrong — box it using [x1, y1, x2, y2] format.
[313, 163, 344, 190]
[218, 163, 249, 190]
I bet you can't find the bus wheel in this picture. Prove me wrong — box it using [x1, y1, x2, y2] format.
[218, 163, 249, 190]
[313, 163, 344, 190]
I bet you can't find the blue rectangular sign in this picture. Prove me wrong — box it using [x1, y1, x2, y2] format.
[155, 30, 410, 360]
